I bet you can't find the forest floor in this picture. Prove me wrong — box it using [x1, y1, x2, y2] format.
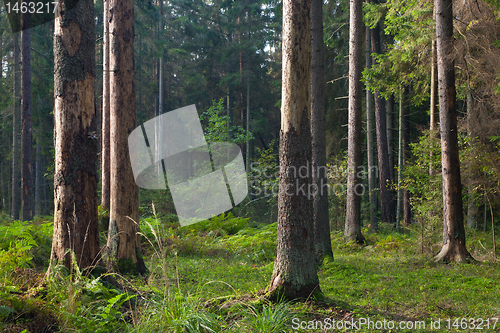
[0, 213, 499, 332]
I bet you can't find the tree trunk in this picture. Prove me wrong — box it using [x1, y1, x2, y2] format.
[101, 0, 110, 209]
[429, 39, 438, 175]
[466, 89, 477, 228]
[35, 141, 41, 216]
[50, 0, 100, 271]
[106, 0, 147, 274]
[434, 0, 473, 263]
[386, 95, 394, 181]
[396, 88, 403, 230]
[311, 0, 333, 259]
[403, 86, 411, 225]
[344, 0, 365, 244]
[246, 74, 251, 173]
[12, 34, 20, 220]
[268, 0, 320, 301]
[371, 21, 394, 224]
[21, 9, 33, 222]
[366, 25, 377, 232]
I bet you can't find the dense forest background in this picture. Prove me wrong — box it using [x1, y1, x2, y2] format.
[1, 0, 499, 236]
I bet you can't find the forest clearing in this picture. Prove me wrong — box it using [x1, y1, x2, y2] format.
[0, 0, 500, 331]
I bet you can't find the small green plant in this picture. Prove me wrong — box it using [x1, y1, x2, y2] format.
[240, 300, 293, 333]
[132, 291, 222, 333]
[200, 98, 254, 145]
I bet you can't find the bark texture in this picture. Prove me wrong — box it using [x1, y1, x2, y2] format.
[435, 0, 473, 262]
[311, 0, 333, 259]
[106, 0, 147, 274]
[268, 0, 320, 301]
[345, 0, 365, 243]
[101, 0, 110, 209]
[21, 9, 33, 222]
[50, 0, 100, 270]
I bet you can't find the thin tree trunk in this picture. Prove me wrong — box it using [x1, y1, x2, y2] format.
[107, 0, 147, 274]
[101, 0, 110, 209]
[396, 88, 403, 231]
[35, 140, 41, 216]
[246, 74, 251, 173]
[268, 0, 320, 301]
[21, 9, 33, 222]
[12, 34, 20, 220]
[366, 25, 377, 232]
[311, 0, 333, 259]
[403, 86, 411, 225]
[50, 0, 100, 271]
[345, 0, 365, 244]
[435, 0, 473, 263]
[429, 39, 438, 175]
[371, 21, 394, 224]
[466, 89, 477, 228]
[386, 95, 394, 181]
[42, 154, 48, 215]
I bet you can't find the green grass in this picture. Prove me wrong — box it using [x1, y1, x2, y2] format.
[0, 215, 499, 332]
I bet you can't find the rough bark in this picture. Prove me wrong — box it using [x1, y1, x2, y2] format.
[311, 0, 333, 259]
[435, 0, 473, 263]
[268, 0, 320, 301]
[371, 21, 394, 224]
[50, 0, 100, 271]
[366, 25, 377, 232]
[344, 0, 365, 243]
[101, 0, 110, 209]
[21, 9, 33, 222]
[106, 0, 147, 274]
[12, 34, 20, 220]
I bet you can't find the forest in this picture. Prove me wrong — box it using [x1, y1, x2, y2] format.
[0, 0, 499, 331]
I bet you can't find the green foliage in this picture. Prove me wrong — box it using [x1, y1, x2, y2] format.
[132, 291, 222, 333]
[240, 301, 293, 333]
[0, 220, 53, 274]
[216, 223, 277, 263]
[200, 98, 254, 145]
[363, 0, 434, 105]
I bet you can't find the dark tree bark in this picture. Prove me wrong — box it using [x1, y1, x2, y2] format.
[268, 0, 320, 301]
[366, 25, 377, 232]
[344, 0, 365, 243]
[371, 20, 394, 224]
[311, 0, 333, 259]
[12, 34, 20, 220]
[34, 141, 41, 216]
[50, 0, 100, 271]
[106, 0, 147, 274]
[20, 9, 33, 222]
[435, 0, 473, 262]
[101, 0, 110, 209]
